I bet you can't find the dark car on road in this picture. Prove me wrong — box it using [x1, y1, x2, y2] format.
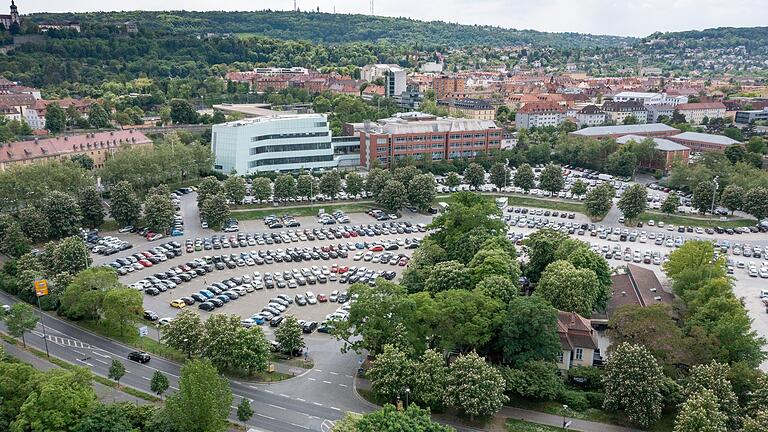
[128, 351, 151, 363]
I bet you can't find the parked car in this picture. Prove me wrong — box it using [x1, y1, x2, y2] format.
[128, 351, 151, 363]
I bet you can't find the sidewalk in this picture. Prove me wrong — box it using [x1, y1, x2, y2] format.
[1, 339, 152, 405]
[499, 406, 641, 432]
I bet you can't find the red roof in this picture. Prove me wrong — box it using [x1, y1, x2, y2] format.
[518, 101, 566, 114]
[676, 102, 726, 111]
[0, 130, 151, 164]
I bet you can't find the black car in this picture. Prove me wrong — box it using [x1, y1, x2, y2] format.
[191, 293, 207, 303]
[198, 302, 215, 311]
[209, 298, 225, 307]
[144, 288, 160, 296]
[302, 321, 318, 334]
[128, 351, 151, 363]
[270, 316, 284, 327]
[180, 296, 195, 306]
[143, 310, 159, 321]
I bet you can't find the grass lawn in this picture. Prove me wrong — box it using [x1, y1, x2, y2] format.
[77, 320, 187, 363]
[505, 418, 565, 432]
[641, 211, 756, 229]
[442, 193, 585, 214]
[232, 202, 372, 220]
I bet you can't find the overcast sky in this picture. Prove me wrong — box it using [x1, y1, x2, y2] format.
[19, 0, 768, 37]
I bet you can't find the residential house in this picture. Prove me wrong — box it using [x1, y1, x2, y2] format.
[674, 102, 726, 124]
[602, 101, 648, 124]
[515, 101, 567, 129]
[574, 105, 607, 127]
[556, 311, 599, 371]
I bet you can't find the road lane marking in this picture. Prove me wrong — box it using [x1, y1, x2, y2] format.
[290, 423, 310, 429]
[313, 402, 323, 406]
[296, 398, 306, 402]
[330, 407, 341, 411]
[329, 372, 338, 375]
[280, 394, 291, 398]
[266, 403, 286, 410]
[307, 377, 316, 381]
[323, 380, 332, 384]
[256, 413, 276, 420]
[339, 384, 348, 387]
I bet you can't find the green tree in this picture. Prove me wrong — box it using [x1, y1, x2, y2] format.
[674, 389, 727, 432]
[661, 191, 680, 215]
[724, 145, 746, 164]
[424, 260, 471, 294]
[0, 362, 39, 431]
[164, 359, 232, 432]
[468, 248, 520, 285]
[463, 163, 485, 189]
[536, 260, 601, 316]
[433, 289, 503, 353]
[201, 195, 230, 231]
[377, 179, 407, 212]
[538, 164, 564, 195]
[606, 148, 638, 178]
[368, 344, 415, 401]
[200, 314, 271, 374]
[108, 359, 126, 386]
[566, 246, 612, 306]
[196, 176, 222, 205]
[501, 296, 561, 366]
[319, 171, 342, 198]
[571, 179, 588, 197]
[684, 362, 740, 430]
[143, 193, 175, 233]
[501, 360, 565, 401]
[161, 309, 204, 357]
[692, 181, 716, 214]
[73, 403, 136, 432]
[109, 181, 141, 227]
[251, 177, 273, 201]
[58, 267, 120, 321]
[15, 207, 50, 243]
[445, 351, 508, 419]
[408, 174, 436, 212]
[354, 404, 454, 432]
[3, 303, 38, 347]
[223, 176, 247, 204]
[412, 349, 448, 410]
[743, 187, 768, 220]
[394, 166, 421, 186]
[88, 103, 111, 128]
[522, 228, 568, 282]
[169, 99, 199, 124]
[344, 172, 364, 197]
[48, 235, 91, 275]
[445, 172, 461, 188]
[150, 370, 170, 399]
[720, 185, 744, 215]
[236, 398, 254, 422]
[603, 343, 665, 428]
[70, 153, 94, 170]
[744, 410, 768, 432]
[78, 187, 104, 229]
[513, 163, 535, 191]
[617, 183, 647, 221]
[365, 168, 392, 200]
[1, 222, 30, 258]
[584, 182, 615, 219]
[10, 368, 96, 432]
[623, 114, 639, 125]
[489, 162, 510, 189]
[474, 275, 518, 306]
[274, 315, 305, 355]
[101, 288, 142, 336]
[746, 137, 766, 155]
[45, 102, 67, 133]
[42, 191, 82, 239]
[273, 174, 297, 201]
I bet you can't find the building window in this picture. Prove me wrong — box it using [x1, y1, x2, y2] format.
[575, 348, 583, 361]
[558, 352, 564, 363]
[249, 141, 331, 155]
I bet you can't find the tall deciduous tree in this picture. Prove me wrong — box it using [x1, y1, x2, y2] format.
[719, 185, 744, 215]
[408, 174, 436, 212]
[143, 193, 175, 233]
[101, 288, 142, 336]
[88, 103, 111, 128]
[196, 176, 222, 205]
[692, 181, 716, 214]
[251, 177, 272, 201]
[109, 181, 141, 227]
[463, 163, 485, 189]
[223, 176, 246, 205]
[571, 179, 588, 197]
[169, 99, 199, 124]
[538, 164, 564, 195]
[236, 398, 254, 422]
[522, 228, 568, 282]
[45, 102, 67, 133]
[584, 182, 615, 219]
[445, 351, 508, 419]
[368, 344, 415, 401]
[200, 314, 270, 374]
[0, 222, 30, 258]
[273, 174, 297, 201]
[617, 184, 647, 221]
[42, 191, 82, 239]
[433, 289, 503, 353]
[424, 260, 471, 294]
[536, 260, 601, 316]
[344, 172, 363, 197]
[603, 343, 665, 428]
[674, 389, 727, 432]
[108, 359, 126, 386]
[501, 296, 561, 366]
[513, 163, 535, 191]
[274, 315, 305, 355]
[365, 168, 391, 200]
[743, 187, 768, 220]
[445, 172, 461, 188]
[3, 303, 39, 347]
[164, 359, 232, 432]
[150, 370, 170, 399]
[78, 187, 104, 229]
[16, 207, 50, 243]
[684, 362, 740, 430]
[161, 309, 204, 356]
[661, 191, 680, 215]
[377, 179, 407, 212]
[411, 349, 448, 410]
[319, 171, 342, 198]
[201, 195, 230, 231]
[474, 275, 518, 306]
[489, 162, 510, 189]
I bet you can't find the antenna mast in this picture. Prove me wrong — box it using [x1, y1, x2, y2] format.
[370, 0, 374, 15]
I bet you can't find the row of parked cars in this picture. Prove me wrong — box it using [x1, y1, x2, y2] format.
[318, 210, 350, 225]
[264, 215, 300, 229]
[129, 256, 215, 295]
[84, 230, 133, 256]
[107, 241, 182, 275]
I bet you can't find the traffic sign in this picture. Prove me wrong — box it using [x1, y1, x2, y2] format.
[138, 326, 149, 337]
[34, 279, 48, 297]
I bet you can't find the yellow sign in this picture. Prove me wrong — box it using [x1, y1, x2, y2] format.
[34, 279, 48, 297]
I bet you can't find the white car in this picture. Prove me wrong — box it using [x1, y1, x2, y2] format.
[305, 291, 317, 305]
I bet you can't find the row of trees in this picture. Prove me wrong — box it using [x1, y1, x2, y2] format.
[365, 167, 436, 212]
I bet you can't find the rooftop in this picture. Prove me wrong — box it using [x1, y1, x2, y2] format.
[670, 131, 741, 145]
[212, 103, 288, 117]
[215, 113, 327, 127]
[571, 123, 680, 137]
[361, 111, 499, 134]
[617, 135, 690, 152]
[675, 102, 726, 111]
[0, 130, 151, 164]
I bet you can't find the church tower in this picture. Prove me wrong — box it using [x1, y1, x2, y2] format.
[9, 0, 18, 24]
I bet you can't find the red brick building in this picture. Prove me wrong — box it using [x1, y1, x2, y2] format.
[349, 112, 501, 168]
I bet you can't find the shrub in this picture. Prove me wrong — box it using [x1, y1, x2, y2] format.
[560, 389, 589, 411]
[567, 366, 604, 390]
[584, 391, 606, 410]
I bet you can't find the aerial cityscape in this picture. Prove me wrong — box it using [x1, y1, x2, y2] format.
[1, 1, 768, 432]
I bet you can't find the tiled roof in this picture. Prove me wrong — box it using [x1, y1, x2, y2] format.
[617, 135, 690, 152]
[571, 123, 680, 137]
[0, 130, 151, 164]
[602, 100, 646, 112]
[675, 102, 726, 111]
[518, 101, 566, 114]
[669, 131, 740, 146]
[556, 311, 598, 351]
[577, 105, 604, 115]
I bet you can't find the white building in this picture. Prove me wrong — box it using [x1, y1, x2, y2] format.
[574, 105, 607, 127]
[515, 102, 567, 129]
[675, 102, 727, 125]
[361, 64, 406, 98]
[212, 114, 337, 174]
[613, 91, 688, 106]
[420, 62, 444, 73]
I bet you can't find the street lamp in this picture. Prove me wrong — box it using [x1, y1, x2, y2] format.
[710, 176, 719, 217]
[562, 404, 570, 429]
[183, 338, 191, 359]
[405, 387, 410, 409]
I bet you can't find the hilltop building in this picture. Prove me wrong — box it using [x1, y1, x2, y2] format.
[0, 0, 19, 30]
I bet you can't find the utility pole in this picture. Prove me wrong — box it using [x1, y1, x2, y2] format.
[370, 0, 374, 15]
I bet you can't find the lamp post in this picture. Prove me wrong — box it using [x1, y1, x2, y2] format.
[562, 404, 570, 429]
[710, 176, 719, 217]
[183, 337, 191, 359]
[405, 387, 410, 409]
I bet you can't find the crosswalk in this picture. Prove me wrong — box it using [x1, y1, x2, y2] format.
[31, 330, 94, 350]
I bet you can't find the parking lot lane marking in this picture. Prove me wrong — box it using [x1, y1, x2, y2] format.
[264, 390, 274, 393]
[256, 413, 276, 420]
[329, 372, 338, 375]
[313, 402, 323, 406]
[266, 403, 286, 410]
[330, 407, 341, 411]
[315, 369, 322, 372]
[322, 380, 332, 384]
[290, 423, 310, 430]
[93, 351, 111, 358]
[307, 377, 316, 381]
[345, 375, 353, 379]
[142, 376, 151, 380]
[339, 384, 348, 387]
[296, 398, 306, 402]
[91, 358, 108, 365]
[280, 394, 291, 398]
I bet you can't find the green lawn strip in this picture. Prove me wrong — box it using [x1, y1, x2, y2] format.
[505, 418, 566, 432]
[441, 193, 585, 214]
[270, 353, 314, 369]
[641, 211, 756, 229]
[1, 331, 161, 402]
[232, 203, 372, 220]
[357, 387, 390, 406]
[76, 320, 188, 363]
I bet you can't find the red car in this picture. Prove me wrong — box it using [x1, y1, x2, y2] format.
[138, 259, 153, 267]
[338, 266, 349, 274]
[317, 294, 328, 302]
[331, 265, 338, 273]
[349, 231, 358, 237]
[369, 245, 384, 252]
[341, 232, 350, 238]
